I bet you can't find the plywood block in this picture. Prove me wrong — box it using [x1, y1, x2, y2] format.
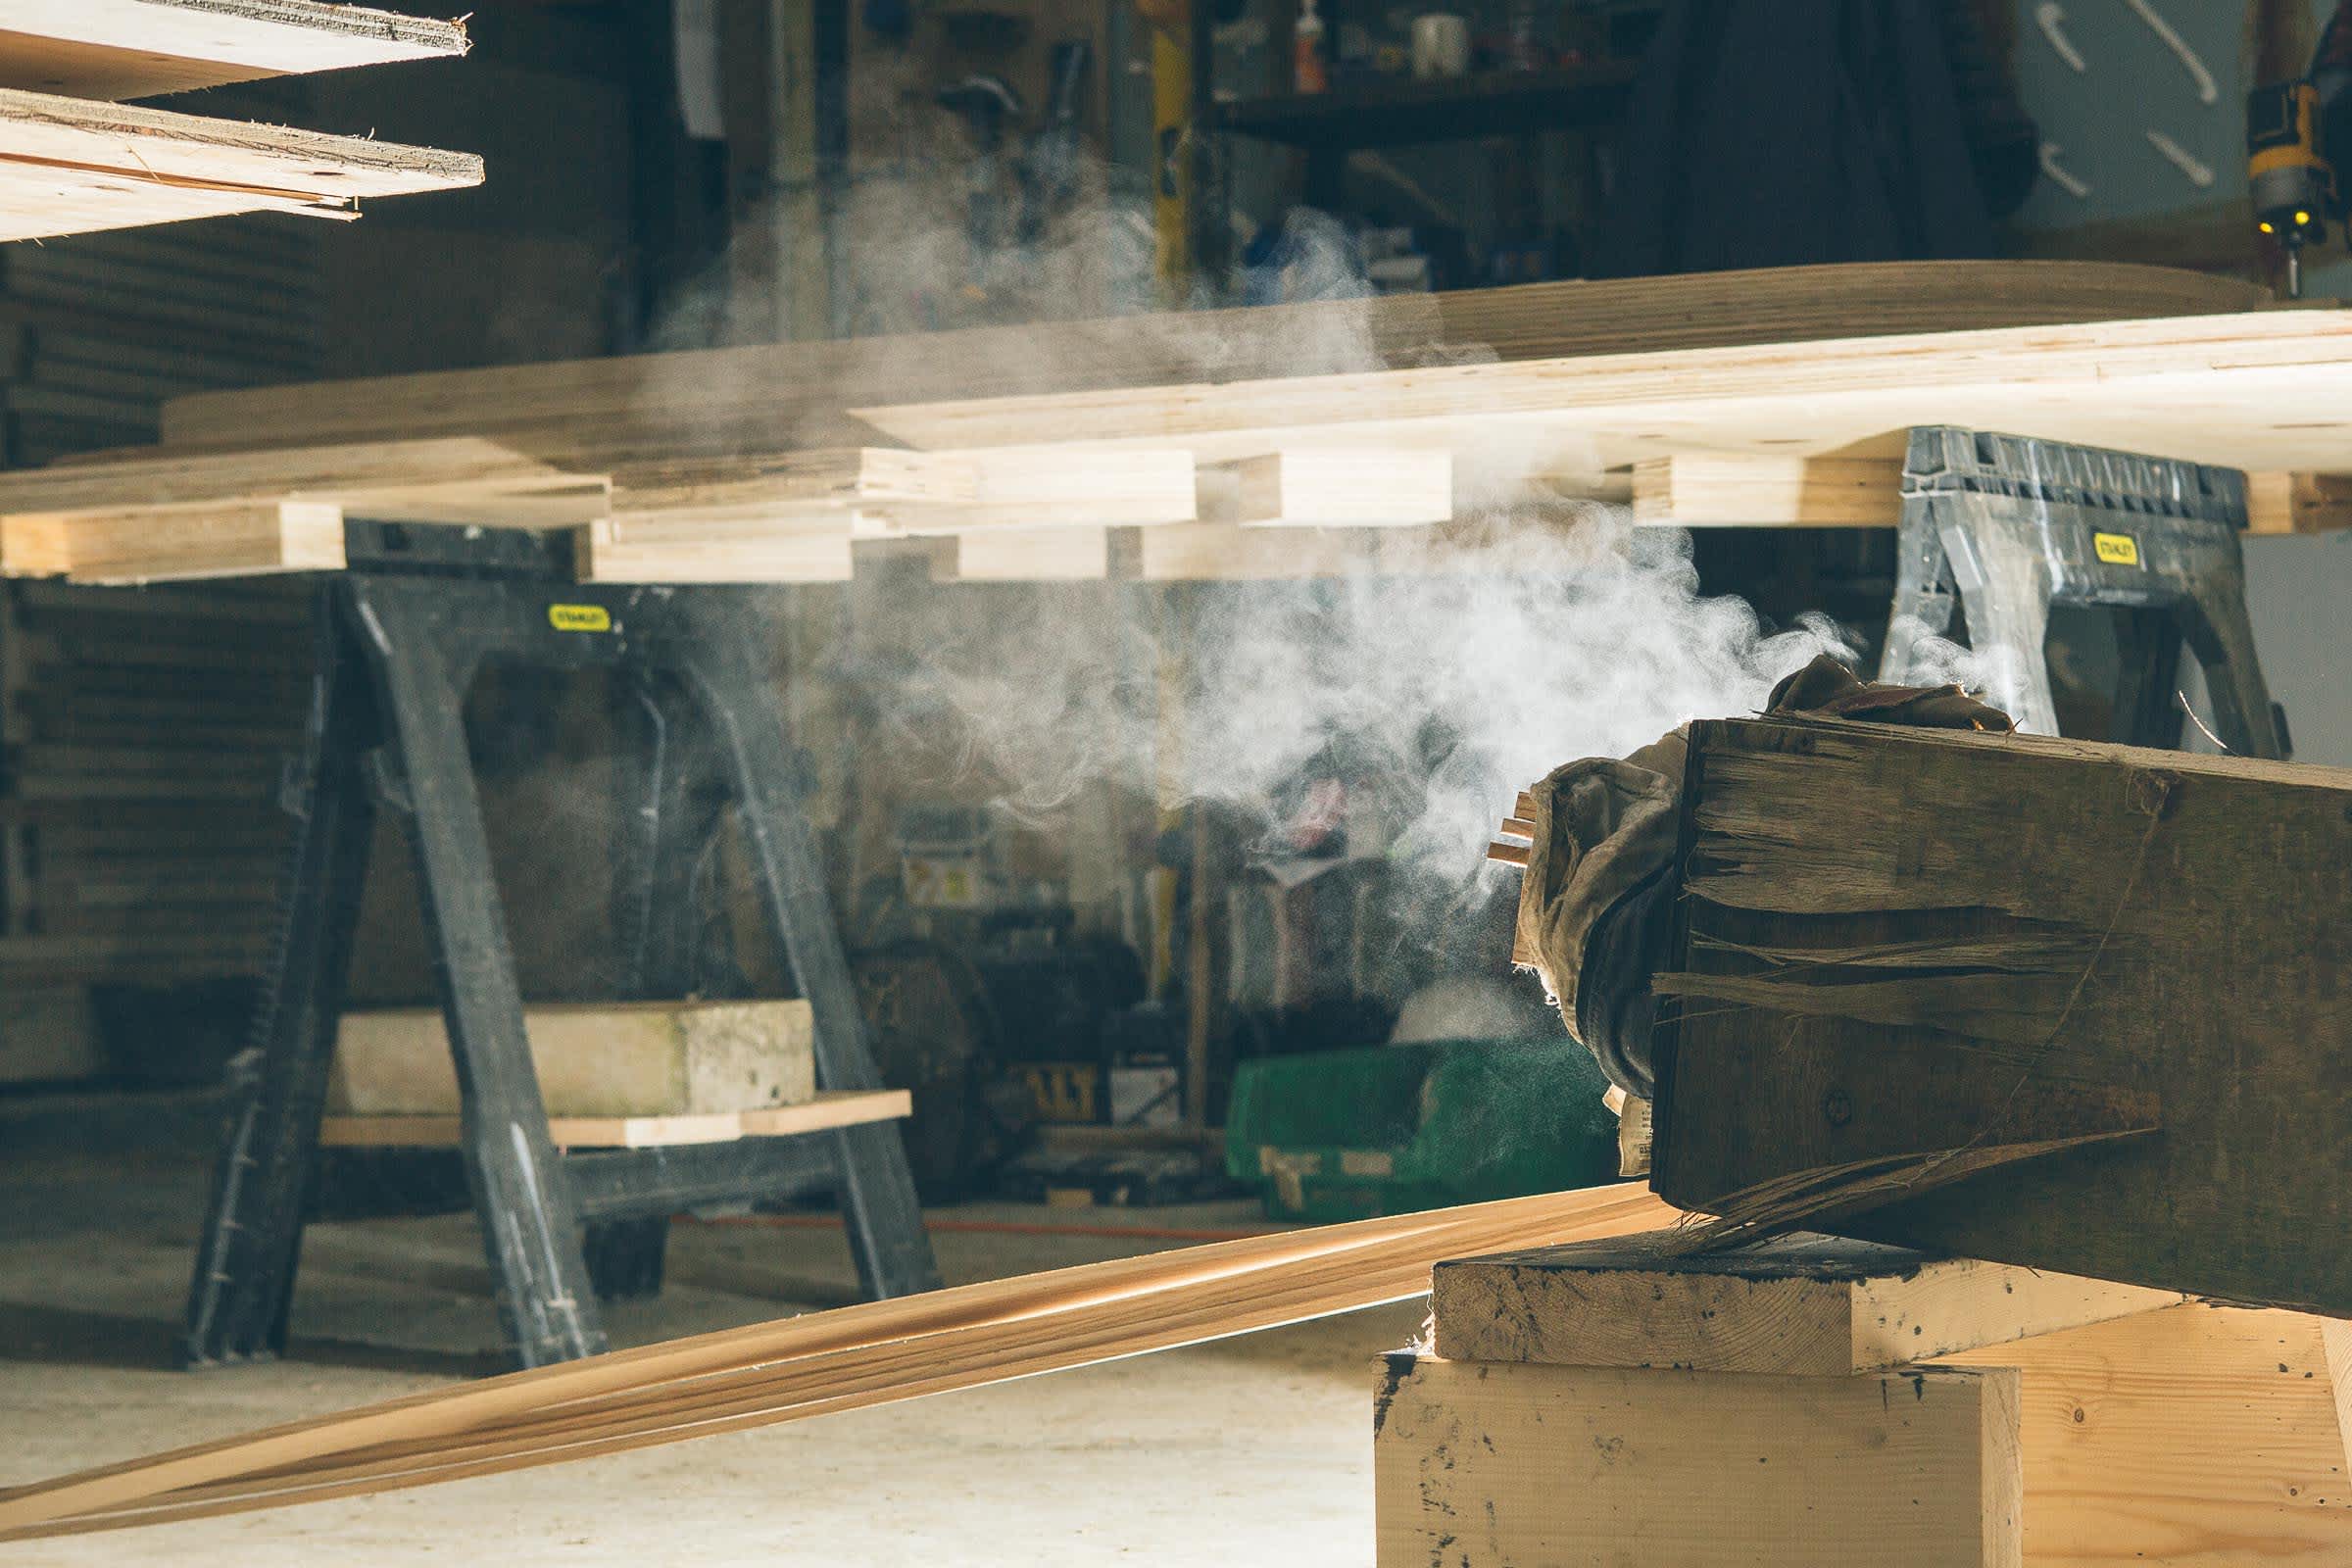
[1211, 448, 1452, 526]
[574, 517, 853, 583]
[0, 87, 481, 242]
[935, 526, 1109, 580]
[0, 436, 599, 522]
[326, 999, 817, 1119]
[1373, 1352, 2022, 1567]
[0, 2, 468, 101]
[608, 448, 978, 528]
[53, 500, 343, 583]
[1943, 1303, 2352, 1565]
[1432, 1231, 2181, 1375]
[0, 514, 70, 575]
[317, 1087, 913, 1150]
[1134, 519, 1375, 580]
[882, 446, 1197, 534]
[1632, 454, 1903, 527]
[2245, 470, 2352, 534]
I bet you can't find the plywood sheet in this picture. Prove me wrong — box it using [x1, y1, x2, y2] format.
[0, 2, 466, 101]
[0, 86, 480, 242]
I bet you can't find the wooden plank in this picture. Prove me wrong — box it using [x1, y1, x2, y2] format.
[326, 1000, 818, 1119]
[2244, 470, 2352, 534]
[1210, 448, 1452, 527]
[0, 436, 597, 522]
[1943, 1303, 2352, 1564]
[34, 500, 343, 582]
[0, 1185, 1681, 1542]
[1373, 1353, 2022, 1567]
[0, 2, 467, 101]
[934, 527, 1110, 581]
[1649, 715, 2352, 1314]
[318, 1087, 910, 1151]
[853, 309, 2352, 482]
[0, 87, 480, 242]
[1631, 454, 1904, 527]
[573, 517, 854, 584]
[159, 263, 2274, 458]
[1134, 520, 1377, 581]
[1432, 1231, 2181, 1375]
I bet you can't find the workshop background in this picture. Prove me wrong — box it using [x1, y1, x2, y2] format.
[1, 3, 2348, 1564]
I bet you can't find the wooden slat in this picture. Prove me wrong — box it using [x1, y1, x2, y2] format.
[0, 87, 481, 243]
[1630, 454, 1905, 527]
[0, 2, 466, 101]
[1209, 448, 1452, 527]
[573, 518, 854, 584]
[0, 1184, 1681, 1543]
[47, 500, 343, 583]
[318, 1087, 906, 1151]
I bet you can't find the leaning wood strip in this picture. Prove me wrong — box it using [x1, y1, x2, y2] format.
[316, 1089, 911, 1151]
[0, 1184, 1677, 1540]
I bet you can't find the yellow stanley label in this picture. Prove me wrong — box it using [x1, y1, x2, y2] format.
[548, 604, 612, 633]
[2092, 532, 2141, 566]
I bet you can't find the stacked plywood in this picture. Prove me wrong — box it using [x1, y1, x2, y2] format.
[0, 1, 476, 242]
[0, 260, 2315, 585]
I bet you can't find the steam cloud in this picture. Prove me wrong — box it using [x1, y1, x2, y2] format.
[644, 137, 1856, 956]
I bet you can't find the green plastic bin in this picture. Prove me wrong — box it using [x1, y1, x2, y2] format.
[1223, 1037, 1626, 1222]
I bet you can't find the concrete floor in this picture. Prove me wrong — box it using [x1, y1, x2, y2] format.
[0, 1093, 1413, 1566]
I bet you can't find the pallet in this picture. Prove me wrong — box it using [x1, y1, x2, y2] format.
[1376, 1229, 2352, 1566]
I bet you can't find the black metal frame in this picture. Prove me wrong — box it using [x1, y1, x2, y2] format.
[1882, 426, 2287, 758]
[180, 523, 938, 1370]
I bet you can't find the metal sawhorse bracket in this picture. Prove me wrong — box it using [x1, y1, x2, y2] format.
[1881, 426, 2287, 757]
[180, 523, 940, 1370]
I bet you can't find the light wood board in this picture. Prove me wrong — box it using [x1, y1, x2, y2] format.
[0, 2, 467, 101]
[318, 1088, 909, 1151]
[0, 86, 480, 242]
[158, 262, 2276, 462]
[0, 1183, 1681, 1541]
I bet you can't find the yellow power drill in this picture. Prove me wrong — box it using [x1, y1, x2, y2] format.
[2250, 8, 2352, 298]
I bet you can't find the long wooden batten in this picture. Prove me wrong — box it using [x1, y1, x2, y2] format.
[0, 1184, 1677, 1542]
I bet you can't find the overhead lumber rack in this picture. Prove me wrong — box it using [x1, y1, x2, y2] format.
[0, 261, 2342, 584]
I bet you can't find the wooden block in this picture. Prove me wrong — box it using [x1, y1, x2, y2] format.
[573, 517, 853, 583]
[1651, 715, 2352, 1313]
[1374, 1353, 2022, 1567]
[1210, 448, 1452, 527]
[1943, 1303, 2352, 1564]
[608, 448, 977, 525]
[50, 501, 343, 583]
[326, 999, 817, 1119]
[0, 515, 70, 576]
[1433, 1231, 2181, 1375]
[0, 2, 469, 101]
[317, 1088, 913, 1150]
[0, 86, 481, 242]
[1134, 519, 1376, 581]
[933, 526, 1109, 581]
[2245, 471, 2352, 534]
[1631, 454, 1904, 527]
[882, 446, 1197, 534]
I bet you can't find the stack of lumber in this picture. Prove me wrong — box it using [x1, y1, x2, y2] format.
[0, 1183, 1677, 1543]
[0, 577, 308, 985]
[0, 260, 2330, 584]
[0, 1, 476, 243]
[1378, 1229, 2352, 1565]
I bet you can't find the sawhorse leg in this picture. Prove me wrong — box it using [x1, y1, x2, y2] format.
[364, 582, 607, 1364]
[685, 624, 941, 1299]
[180, 601, 379, 1365]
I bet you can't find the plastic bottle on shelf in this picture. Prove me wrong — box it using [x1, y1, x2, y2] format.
[1295, 0, 1329, 93]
